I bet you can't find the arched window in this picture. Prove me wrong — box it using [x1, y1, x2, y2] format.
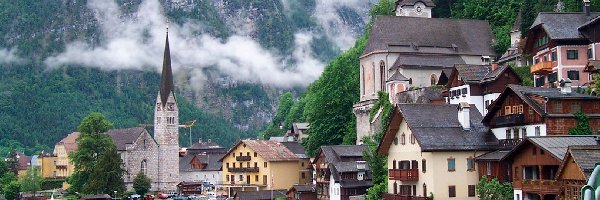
[141, 160, 147, 175]
[393, 182, 398, 194]
[380, 61, 386, 91]
[430, 74, 437, 85]
[423, 183, 428, 197]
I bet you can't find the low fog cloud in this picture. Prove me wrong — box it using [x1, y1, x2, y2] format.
[0, 48, 24, 64]
[44, 0, 324, 88]
[312, 0, 374, 50]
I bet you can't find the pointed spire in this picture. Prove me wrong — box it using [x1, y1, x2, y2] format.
[159, 27, 174, 107]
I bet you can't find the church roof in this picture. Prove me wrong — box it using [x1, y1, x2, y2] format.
[159, 31, 174, 107]
[106, 127, 150, 151]
[390, 54, 465, 70]
[363, 16, 495, 57]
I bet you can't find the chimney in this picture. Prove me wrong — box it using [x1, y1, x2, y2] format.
[559, 78, 572, 95]
[584, 0, 591, 16]
[198, 138, 203, 144]
[457, 102, 471, 130]
[356, 161, 366, 170]
[491, 63, 499, 71]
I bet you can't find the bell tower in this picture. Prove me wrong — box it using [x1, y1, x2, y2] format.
[154, 28, 180, 191]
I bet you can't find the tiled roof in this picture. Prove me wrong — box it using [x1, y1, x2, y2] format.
[180, 152, 224, 172]
[234, 190, 286, 200]
[289, 184, 315, 193]
[529, 136, 599, 160]
[363, 16, 495, 56]
[280, 142, 308, 158]
[452, 64, 514, 84]
[391, 54, 465, 70]
[319, 145, 370, 176]
[475, 150, 510, 161]
[531, 12, 600, 40]
[106, 127, 148, 151]
[388, 71, 409, 81]
[568, 145, 600, 178]
[380, 104, 498, 153]
[57, 132, 80, 153]
[223, 140, 299, 162]
[16, 152, 31, 170]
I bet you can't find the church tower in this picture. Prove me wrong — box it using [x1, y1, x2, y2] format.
[154, 29, 180, 192]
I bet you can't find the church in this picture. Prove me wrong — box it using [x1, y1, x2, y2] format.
[107, 30, 180, 192]
[353, 0, 496, 144]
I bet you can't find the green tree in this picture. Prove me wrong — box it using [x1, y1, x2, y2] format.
[569, 112, 593, 135]
[0, 171, 17, 193]
[511, 66, 533, 86]
[364, 92, 393, 199]
[260, 92, 294, 139]
[69, 112, 124, 195]
[477, 176, 513, 200]
[2, 181, 20, 200]
[132, 171, 151, 195]
[18, 166, 43, 197]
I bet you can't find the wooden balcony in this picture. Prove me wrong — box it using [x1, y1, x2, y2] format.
[522, 179, 561, 194]
[228, 167, 259, 173]
[531, 61, 554, 75]
[235, 155, 251, 161]
[389, 169, 419, 181]
[383, 193, 428, 200]
[495, 114, 525, 126]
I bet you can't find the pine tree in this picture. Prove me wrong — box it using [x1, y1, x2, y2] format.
[569, 112, 593, 135]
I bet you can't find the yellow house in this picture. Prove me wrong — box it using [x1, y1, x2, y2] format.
[378, 104, 495, 200]
[39, 154, 59, 178]
[220, 140, 304, 196]
[53, 132, 79, 178]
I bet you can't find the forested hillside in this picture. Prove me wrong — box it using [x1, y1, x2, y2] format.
[0, 0, 376, 155]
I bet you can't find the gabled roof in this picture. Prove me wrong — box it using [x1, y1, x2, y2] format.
[502, 136, 600, 161]
[378, 104, 498, 154]
[56, 132, 81, 153]
[475, 150, 510, 161]
[449, 64, 520, 86]
[234, 190, 286, 200]
[388, 71, 409, 82]
[220, 140, 299, 162]
[483, 84, 600, 123]
[106, 127, 151, 151]
[315, 145, 370, 175]
[530, 12, 600, 40]
[287, 184, 316, 194]
[363, 16, 495, 56]
[557, 145, 600, 179]
[280, 142, 308, 159]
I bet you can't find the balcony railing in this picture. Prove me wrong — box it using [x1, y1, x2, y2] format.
[522, 179, 561, 194]
[235, 155, 252, 161]
[389, 169, 419, 181]
[495, 114, 525, 126]
[383, 193, 429, 200]
[531, 61, 554, 75]
[499, 139, 523, 147]
[228, 167, 259, 173]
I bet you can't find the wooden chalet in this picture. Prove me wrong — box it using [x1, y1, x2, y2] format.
[556, 145, 600, 199]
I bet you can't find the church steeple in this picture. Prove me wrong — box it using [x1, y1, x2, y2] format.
[159, 29, 174, 107]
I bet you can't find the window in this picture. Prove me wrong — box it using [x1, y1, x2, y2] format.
[553, 101, 562, 113]
[518, 105, 524, 113]
[548, 72, 558, 83]
[422, 159, 427, 173]
[264, 162, 267, 168]
[255, 175, 259, 182]
[522, 128, 528, 138]
[567, 50, 579, 60]
[246, 152, 250, 156]
[513, 128, 520, 140]
[380, 61, 385, 91]
[393, 182, 398, 194]
[534, 58, 540, 64]
[551, 51, 557, 61]
[506, 129, 512, 139]
[572, 103, 582, 113]
[589, 48, 593, 59]
[302, 172, 306, 179]
[447, 158, 456, 171]
[141, 160, 147, 175]
[254, 152, 257, 157]
[254, 162, 257, 168]
[543, 55, 547, 61]
[468, 185, 476, 197]
[431, 74, 438, 85]
[512, 106, 518, 114]
[535, 126, 541, 136]
[423, 183, 427, 197]
[226, 163, 229, 168]
[486, 162, 492, 176]
[239, 175, 244, 181]
[568, 70, 580, 80]
[462, 88, 468, 95]
[467, 158, 474, 171]
[410, 134, 416, 144]
[263, 175, 267, 185]
[233, 163, 236, 168]
[536, 35, 548, 47]
[412, 160, 418, 169]
[393, 160, 397, 169]
[401, 133, 406, 145]
[505, 106, 512, 115]
[394, 137, 398, 145]
[449, 186, 456, 197]
[226, 175, 229, 182]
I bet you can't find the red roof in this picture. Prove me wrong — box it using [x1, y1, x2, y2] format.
[57, 132, 80, 153]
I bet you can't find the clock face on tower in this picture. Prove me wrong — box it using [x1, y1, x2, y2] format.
[415, 6, 423, 14]
[167, 103, 175, 111]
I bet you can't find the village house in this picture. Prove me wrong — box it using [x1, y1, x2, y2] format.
[286, 184, 317, 200]
[38, 153, 58, 179]
[498, 13, 527, 67]
[220, 140, 308, 197]
[313, 145, 372, 200]
[378, 103, 498, 200]
[524, 3, 600, 88]
[483, 84, 600, 145]
[53, 131, 79, 179]
[556, 145, 600, 199]
[179, 139, 226, 187]
[501, 136, 599, 200]
[446, 64, 522, 115]
[353, 0, 496, 144]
